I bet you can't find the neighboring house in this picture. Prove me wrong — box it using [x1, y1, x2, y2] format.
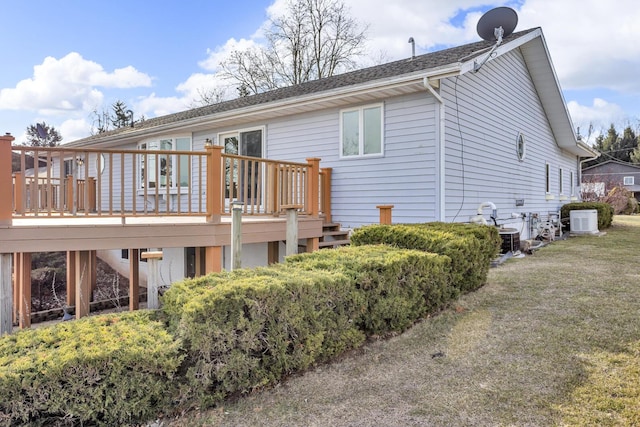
[582, 160, 640, 201]
[3, 26, 599, 330]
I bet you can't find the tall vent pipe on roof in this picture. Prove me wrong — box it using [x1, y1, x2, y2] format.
[408, 37, 415, 60]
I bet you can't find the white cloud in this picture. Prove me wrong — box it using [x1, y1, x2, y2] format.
[59, 118, 93, 144]
[0, 52, 152, 113]
[567, 98, 627, 142]
[134, 93, 187, 118]
[198, 38, 262, 72]
[517, 0, 640, 93]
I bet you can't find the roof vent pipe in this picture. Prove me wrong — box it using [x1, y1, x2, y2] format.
[408, 37, 415, 60]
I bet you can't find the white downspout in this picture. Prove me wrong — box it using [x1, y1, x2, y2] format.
[423, 77, 446, 222]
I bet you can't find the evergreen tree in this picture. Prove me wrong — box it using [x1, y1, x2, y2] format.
[24, 122, 62, 147]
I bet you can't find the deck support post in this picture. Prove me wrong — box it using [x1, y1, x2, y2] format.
[66, 251, 76, 308]
[377, 205, 394, 225]
[0, 134, 15, 226]
[12, 254, 18, 324]
[231, 201, 243, 270]
[0, 253, 12, 335]
[205, 246, 222, 273]
[141, 251, 162, 310]
[129, 249, 140, 311]
[284, 205, 302, 256]
[75, 250, 92, 319]
[18, 252, 32, 329]
[268, 242, 279, 265]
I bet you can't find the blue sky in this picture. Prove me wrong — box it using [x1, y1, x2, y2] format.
[1, 0, 639, 144]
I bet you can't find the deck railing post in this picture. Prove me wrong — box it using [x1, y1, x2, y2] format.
[13, 172, 24, 215]
[377, 205, 394, 225]
[206, 142, 223, 223]
[0, 134, 15, 225]
[306, 157, 321, 217]
[320, 167, 332, 223]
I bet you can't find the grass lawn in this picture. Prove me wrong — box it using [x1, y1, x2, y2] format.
[163, 216, 640, 427]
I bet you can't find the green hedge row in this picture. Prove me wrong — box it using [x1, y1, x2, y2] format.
[163, 245, 451, 407]
[0, 222, 499, 425]
[0, 311, 183, 427]
[560, 202, 614, 229]
[166, 265, 366, 407]
[350, 222, 501, 294]
[285, 245, 452, 335]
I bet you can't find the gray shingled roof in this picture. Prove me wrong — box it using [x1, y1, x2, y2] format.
[72, 28, 538, 144]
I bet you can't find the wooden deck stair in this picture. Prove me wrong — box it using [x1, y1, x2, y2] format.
[318, 222, 350, 248]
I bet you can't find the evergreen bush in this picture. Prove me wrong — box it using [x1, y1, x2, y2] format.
[0, 311, 183, 426]
[350, 223, 500, 294]
[286, 245, 451, 335]
[560, 202, 614, 229]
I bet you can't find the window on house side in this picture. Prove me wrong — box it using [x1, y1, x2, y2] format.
[624, 176, 634, 185]
[570, 171, 575, 196]
[340, 104, 383, 157]
[138, 137, 191, 190]
[559, 168, 564, 194]
[545, 163, 551, 193]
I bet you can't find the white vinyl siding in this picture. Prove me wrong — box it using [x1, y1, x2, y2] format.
[266, 93, 438, 227]
[441, 47, 580, 223]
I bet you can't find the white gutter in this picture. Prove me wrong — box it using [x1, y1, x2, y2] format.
[423, 76, 447, 222]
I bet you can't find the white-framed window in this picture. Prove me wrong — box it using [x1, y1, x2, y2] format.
[623, 176, 634, 185]
[138, 136, 191, 190]
[559, 167, 564, 194]
[545, 163, 551, 193]
[570, 171, 575, 196]
[340, 103, 383, 158]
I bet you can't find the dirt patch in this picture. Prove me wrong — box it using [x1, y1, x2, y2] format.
[30, 252, 130, 315]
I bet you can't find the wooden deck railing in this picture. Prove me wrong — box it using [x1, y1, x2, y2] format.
[6, 142, 331, 222]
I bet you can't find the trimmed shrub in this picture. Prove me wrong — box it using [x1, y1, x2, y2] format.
[286, 245, 452, 335]
[350, 223, 500, 294]
[561, 202, 614, 229]
[166, 266, 366, 407]
[0, 310, 183, 427]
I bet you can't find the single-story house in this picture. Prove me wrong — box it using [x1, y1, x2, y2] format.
[2, 26, 598, 331]
[582, 159, 640, 201]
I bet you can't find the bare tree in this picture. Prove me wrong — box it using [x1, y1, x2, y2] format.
[220, 0, 367, 96]
[189, 87, 228, 108]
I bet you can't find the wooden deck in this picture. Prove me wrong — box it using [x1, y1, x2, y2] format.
[0, 134, 332, 334]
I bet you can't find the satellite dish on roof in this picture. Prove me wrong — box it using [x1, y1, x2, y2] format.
[36, 123, 48, 139]
[477, 7, 518, 41]
[473, 7, 518, 72]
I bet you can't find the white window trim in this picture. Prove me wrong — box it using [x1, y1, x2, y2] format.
[339, 103, 384, 159]
[137, 135, 192, 193]
[545, 162, 551, 194]
[623, 176, 634, 186]
[559, 167, 564, 195]
[216, 126, 266, 157]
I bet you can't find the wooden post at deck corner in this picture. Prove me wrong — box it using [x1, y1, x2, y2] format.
[205, 144, 223, 223]
[377, 205, 394, 225]
[306, 158, 321, 218]
[0, 133, 15, 226]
